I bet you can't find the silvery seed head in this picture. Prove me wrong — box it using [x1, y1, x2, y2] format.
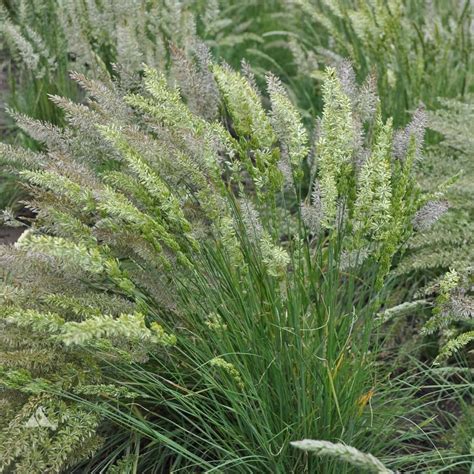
[412, 200, 449, 231]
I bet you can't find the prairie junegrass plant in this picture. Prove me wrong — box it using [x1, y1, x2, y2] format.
[0, 60, 454, 472]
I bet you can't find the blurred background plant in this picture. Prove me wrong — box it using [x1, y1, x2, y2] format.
[279, 0, 472, 124]
[399, 95, 474, 278]
[379, 95, 474, 372]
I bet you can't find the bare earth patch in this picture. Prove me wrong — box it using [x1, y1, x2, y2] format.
[0, 226, 23, 244]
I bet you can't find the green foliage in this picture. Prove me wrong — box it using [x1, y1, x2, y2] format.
[0, 61, 449, 472]
[0, 395, 102, 474]
[452, 403, 474, 458]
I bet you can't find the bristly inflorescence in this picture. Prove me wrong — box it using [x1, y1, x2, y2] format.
[412, 200, 449, 231]
[291, 439, 394, 473]
[418, 269, 474, 364]
[393, 105, 427, 161]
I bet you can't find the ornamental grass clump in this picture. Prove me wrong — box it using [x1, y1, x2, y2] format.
[0, 58, 459, 472]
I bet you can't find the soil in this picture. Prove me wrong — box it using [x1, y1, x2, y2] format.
[0, 226, 23, 244]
